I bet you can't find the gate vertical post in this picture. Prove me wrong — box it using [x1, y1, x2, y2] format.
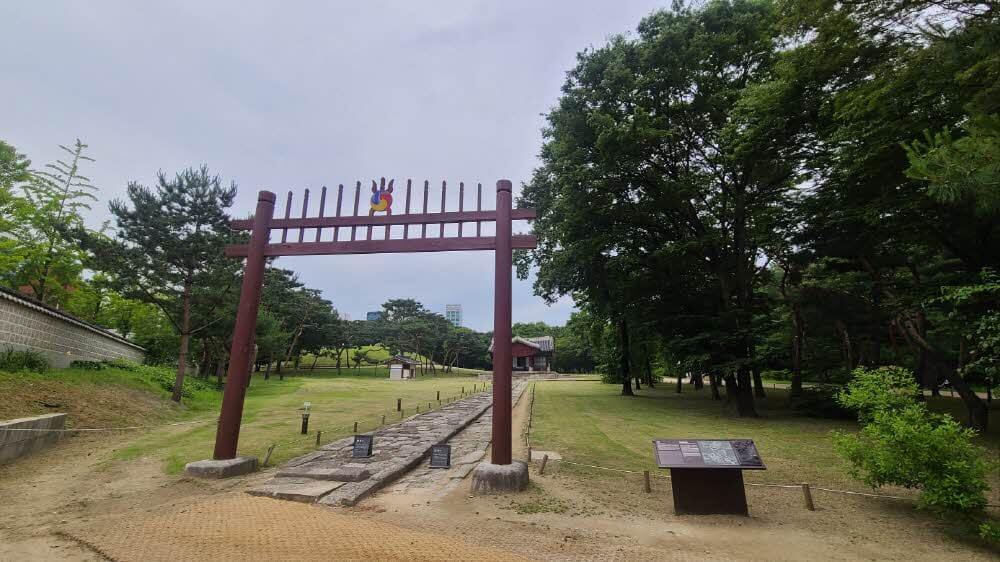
[492, 179, 513, 465]
[213, 190, 276, 460]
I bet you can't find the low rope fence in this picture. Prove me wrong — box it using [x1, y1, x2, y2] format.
[520, 380, 1000, 511]
[3, 382, 495, 470]
[259, 382, 493, 465]
[1, 419, 213, 432]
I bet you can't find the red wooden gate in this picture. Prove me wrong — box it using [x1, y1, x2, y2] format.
[213, 179, 535, 468]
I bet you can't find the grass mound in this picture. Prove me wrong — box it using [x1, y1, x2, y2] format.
[0, 366, 219, 430]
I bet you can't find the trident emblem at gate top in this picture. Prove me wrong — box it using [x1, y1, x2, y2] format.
[369, 177, 394, 215]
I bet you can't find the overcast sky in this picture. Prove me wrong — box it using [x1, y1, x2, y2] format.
[1, 1, 665, 331]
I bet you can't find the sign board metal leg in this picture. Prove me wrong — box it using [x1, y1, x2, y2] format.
[670, 468, 749, 516]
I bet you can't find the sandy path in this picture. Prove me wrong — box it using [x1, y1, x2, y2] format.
[2, 383, 997, 561]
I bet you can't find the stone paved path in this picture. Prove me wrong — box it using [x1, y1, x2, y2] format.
[249, 381, 526, 506]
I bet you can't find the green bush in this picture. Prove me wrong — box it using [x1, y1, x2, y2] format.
[0, 348, 48, 372]
[791, 385, 854, 419]
[979, 521, 1000, 543]
[761, 369, 791, 381]
[104, 357, 142, 371]
[834, 366, 993, 512]
[133, 364, 216, 397]
[836, 366, 921, 423]
[70, 360, 106, 370]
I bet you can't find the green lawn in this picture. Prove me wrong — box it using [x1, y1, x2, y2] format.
[530, 380, 1000, 492]
[115, 369, 486, 473]
[300, 347, 490, 377]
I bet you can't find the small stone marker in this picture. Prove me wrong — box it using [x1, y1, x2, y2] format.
[429, 444, 451, 468]
[352, 434, 373, 458]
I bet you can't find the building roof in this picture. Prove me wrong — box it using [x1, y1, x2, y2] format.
[0, 286, 145, 351]
[488, 335, 554, 353]
[386, 354, 421, 365]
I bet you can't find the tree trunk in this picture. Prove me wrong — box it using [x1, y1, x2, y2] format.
[869, 283, 882, 366]
[834, 319, 853, 373]
[197, 346, 211, 379]
[215, 353, 226, 387]
[644, 354, 655, 388]
[790, 302, 804, 398]
[900, 314, 987, 431]
[735, 365, 759, 417]
[617, 318, 634, 397]
[676, 373, 683, 394]
[311, 355, 320, 370]
[723, 373, 737, 404]
[264, 354, 272, 380]
[693, 373, 703, 390]
[709, 373, 721, 400]
[752, 365, 766, 398]
[171, 280, 193, 403]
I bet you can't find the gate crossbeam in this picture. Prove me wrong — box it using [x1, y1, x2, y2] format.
[211, 178, 532, 470]
[225, 234, 537, 257]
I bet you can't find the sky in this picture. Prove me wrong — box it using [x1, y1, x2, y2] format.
[1, 1, 666, 331]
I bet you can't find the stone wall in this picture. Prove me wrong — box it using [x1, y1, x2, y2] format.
[0, 413, 66, 464]
[0, 288, 145, 368]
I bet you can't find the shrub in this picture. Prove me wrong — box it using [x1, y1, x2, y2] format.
[791, 385, 854, 419]
[761, 369, 791, 381]
[0, 348, 49, 372]
[70, 360, 105, 370]
[836, 365, 921, 423]
[834, 366, 993, 512]
[133, 364, 215, 397]
[104, 357, 142, 372]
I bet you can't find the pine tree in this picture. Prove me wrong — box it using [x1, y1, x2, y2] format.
[81, 166, 238, 402]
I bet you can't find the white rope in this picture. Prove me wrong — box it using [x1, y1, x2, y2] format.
[546, 458, 1000, 506]
[1, 419, 211, 432]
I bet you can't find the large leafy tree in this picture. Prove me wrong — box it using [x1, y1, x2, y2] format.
[522, 0, 792, 414]
[2, 140, 98, 305]
[0, 140, 33, 277]
[79, 166, 239, 402]
[752, 0, 1000, 428]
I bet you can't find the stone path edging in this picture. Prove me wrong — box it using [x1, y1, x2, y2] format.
[248, 382, 526, 506]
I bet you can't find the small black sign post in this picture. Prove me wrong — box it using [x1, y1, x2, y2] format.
[352, 434, 373, 458]
[652, 439, 765, 516]
[429, 444, 451, 468]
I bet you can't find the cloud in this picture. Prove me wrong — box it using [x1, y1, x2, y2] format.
[0, 0, 664, 331]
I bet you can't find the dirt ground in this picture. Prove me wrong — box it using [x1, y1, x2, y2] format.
[2, 391, 997, 561]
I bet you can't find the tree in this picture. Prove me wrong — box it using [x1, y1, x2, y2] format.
[522, 0, 791, 412]
[0, 140, 33, 277]
[79, 166, 238, 402]
[5, 140, 98, 305]
[834, 366, 991, 513]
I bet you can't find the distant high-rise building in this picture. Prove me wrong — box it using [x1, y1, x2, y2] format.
[445, 304, 462, 327]
[366, 311, 383, 321]
[339, 311, 351, 321]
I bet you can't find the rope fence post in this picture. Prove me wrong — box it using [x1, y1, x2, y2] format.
[802, 483, 816, 511]
[263, 444, 276, 467]
[315, 430, 322, 447]
[539, 454, 548, 475]
[644, 470, 652, 493]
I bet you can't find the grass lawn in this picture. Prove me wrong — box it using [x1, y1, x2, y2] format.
[114, 368, 486, 473]
[300, 348, 490, 377]
[529, 380, 1000, 493]
[0, 366, 486, 474]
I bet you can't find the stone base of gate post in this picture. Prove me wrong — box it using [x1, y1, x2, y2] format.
[184, 456, 258, 478]
[471, 461, 529, 493]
